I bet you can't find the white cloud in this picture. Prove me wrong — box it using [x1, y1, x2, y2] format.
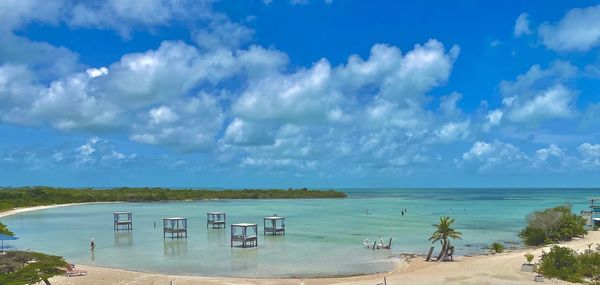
[534, 144, 565, 161]
[192, 17, 254, 50]
[76, 138, 98, 164]
[579, 143, 600, 169]
[102, 41, 238, 107]
[579, 143, 600, 158]
[0, 32, 80, 79]
[86, 67, 108, 78]
[499, 62, 578, 124]
[0, 0, 63, 31]
[29, 73, 121, 131]
[483, 109, 503, 131]
[539, 5, 600, 52]
[149, 106, 179, 125]
[433, 120, 470, 143]
[439, 92, 462, 117]
[505, 84, 576, 123]
[461, 140, 527, 171]
[530, 144, 571, 170]
[514, 13, 532, 37]
[232, 59, 342, 124]
[130, 94, 224, 151]
[68, 0, 213, 38]
[223, 118, 276, 146]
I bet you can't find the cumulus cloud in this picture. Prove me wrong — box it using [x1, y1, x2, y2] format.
[439, 92, 463, 117]
[231, 39, 458, 137]
[538, 5, 600, 52]
[0, 0, 63, 31]
[68, 0, 213, 38]
[223, 118, 276, 146]
[499, 61, 578, 124]
[433, 120, 471, 143]
[579, 143, 600, 158]
[532, 144, 564, 163]
[130, 94, 224, 151]
[101, 41, 237, 106]
[192, 17, 254, 50]
[514, 13, 532, 37]
[459, 140, 600, 173]
[0, 0, 215, 38]
[483, 109, 503, 131]
[578, 143, 600, 169]
[504, 84, 576, 123]
[461, 140, 527, 171]
[0, 137, 137, 172]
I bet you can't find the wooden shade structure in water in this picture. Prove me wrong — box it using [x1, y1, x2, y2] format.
[163, 217, 188, 238]
[263, 216, 285, 235]
[113, 212, 132, 231]
[207, 212, 226, 229]
[231, 223, 257, 248]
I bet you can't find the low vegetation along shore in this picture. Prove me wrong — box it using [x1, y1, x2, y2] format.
[0, 186, 346, 212]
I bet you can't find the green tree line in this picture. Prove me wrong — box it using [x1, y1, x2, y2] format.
[0, 187, 346, 212]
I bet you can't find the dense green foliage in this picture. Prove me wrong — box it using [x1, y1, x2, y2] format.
[538, 245, 600, 284]
[0, 251, 68, 285]
[519, 205, 587, 246]
[429, 216, 462, 261]
[0, 223, 13, 237]
[0, 187, 346, 212]
[539, 246, 582, 282]
[490, 242, 505, 254]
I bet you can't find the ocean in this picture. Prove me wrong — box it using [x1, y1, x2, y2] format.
[2, 188, 596, 277]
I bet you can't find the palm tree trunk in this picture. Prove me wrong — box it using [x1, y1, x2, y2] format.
[43, 279, 51, 285]
[436, 240, 447, 261]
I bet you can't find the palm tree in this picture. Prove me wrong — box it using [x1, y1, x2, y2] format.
[429, 216, 462, 261]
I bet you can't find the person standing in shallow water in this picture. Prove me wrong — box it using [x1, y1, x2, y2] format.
[90, 237, 96, 252]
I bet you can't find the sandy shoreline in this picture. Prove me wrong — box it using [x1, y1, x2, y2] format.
[0, 202, 121, 218]
[2, 203, 597, 284]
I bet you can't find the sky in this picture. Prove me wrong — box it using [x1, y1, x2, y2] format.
[0, 0, 600, 188]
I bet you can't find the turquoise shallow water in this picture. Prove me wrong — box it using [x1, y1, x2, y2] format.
[1, 188, 597, 277]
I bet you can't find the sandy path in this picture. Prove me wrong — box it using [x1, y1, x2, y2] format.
[2, 203, 596, 285]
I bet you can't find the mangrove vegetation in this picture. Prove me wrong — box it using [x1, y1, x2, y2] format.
[0, 186, 346, 212]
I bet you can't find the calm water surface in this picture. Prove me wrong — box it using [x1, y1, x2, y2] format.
[2, 188, 597, 277]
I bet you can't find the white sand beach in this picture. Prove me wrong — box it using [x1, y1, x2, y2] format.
[0, 202, 121, 219]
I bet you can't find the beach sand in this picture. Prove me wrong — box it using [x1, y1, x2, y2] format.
[3, 204, 597, 285]
[0, 202, 120, 218]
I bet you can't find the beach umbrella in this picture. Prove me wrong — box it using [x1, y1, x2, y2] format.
[0, 234, 18, 253]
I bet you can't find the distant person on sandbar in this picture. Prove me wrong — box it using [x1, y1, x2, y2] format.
[90, 237, 96, 252]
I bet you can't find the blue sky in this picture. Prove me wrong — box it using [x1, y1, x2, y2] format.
[1, 0, 600, 188]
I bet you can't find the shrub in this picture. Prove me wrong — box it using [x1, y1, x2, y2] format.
[524, 253, 534, 265]
[520, 205, 587, 246]
[538, 246, 582, 283]
[520, 226, 547, 245]
[490, 242, 505, 254]
[579, 251, 600, 282]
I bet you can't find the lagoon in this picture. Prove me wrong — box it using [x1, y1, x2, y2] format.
[2, 188, 596, 277]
